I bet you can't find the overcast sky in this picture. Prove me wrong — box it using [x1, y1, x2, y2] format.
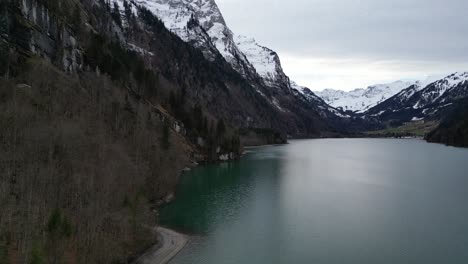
[216, 0, 468, 91]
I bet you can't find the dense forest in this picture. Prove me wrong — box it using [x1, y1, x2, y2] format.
[426, 98, 468, 147]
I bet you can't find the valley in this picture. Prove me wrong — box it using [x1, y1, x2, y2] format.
[0, 0, 467, 263]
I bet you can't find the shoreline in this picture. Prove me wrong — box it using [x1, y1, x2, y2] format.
[134, 142, 273, 263]
[134, 227, 189, 264]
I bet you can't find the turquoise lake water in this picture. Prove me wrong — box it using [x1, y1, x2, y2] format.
[160, 139, 468, 264]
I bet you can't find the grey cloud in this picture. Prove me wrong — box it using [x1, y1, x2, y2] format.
[217, 0, 468, 62]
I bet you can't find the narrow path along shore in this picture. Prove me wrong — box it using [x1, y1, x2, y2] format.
[134, 227, 189, 264]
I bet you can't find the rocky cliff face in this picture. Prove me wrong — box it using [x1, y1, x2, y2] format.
[235, 35, 291, 90]
[10, 0, 83, 72]
[136, 0, 257, 78]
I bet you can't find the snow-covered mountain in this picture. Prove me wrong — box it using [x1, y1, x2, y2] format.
[136, 0, 257, 77]
[413, 72, 468, 109]
[315, 80, 416, 113]
[123, 0, 362, 137]
[130, 0, 360, 129]
[122, 0, 468, 135]
[134, 0, 295, 91]
[235, 35, 291, 89]
[291, 82, 349, 118]
[365, 72, 468, 123]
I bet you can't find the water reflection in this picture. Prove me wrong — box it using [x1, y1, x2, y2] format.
[161, 139, 468, 264]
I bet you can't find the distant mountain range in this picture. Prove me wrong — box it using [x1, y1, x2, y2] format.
[124, 0, 468, 144]
[316, 80, 417, 113]
[314, 74, 445, 114]
[313, 72, 468, 144]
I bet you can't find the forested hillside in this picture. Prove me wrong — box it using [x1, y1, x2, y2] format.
[0, 0, 250, 262]
[425, 98, 468, 147]
[0, 58, 192, 263]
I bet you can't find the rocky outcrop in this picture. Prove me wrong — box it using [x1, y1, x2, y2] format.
[235, 35, 291, 91]
[9, 0, 84, 72]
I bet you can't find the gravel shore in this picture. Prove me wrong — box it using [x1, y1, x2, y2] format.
[134, 227, 189, 264]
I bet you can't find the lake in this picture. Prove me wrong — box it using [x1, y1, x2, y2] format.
[160, 139, 468, 264]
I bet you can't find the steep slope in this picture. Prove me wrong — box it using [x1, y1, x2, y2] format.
[291, 82, 347, 117]
[426, 98, 468, 147]
[412, 72, 468, 109]
[235, 35, 291, 90]
[365, 72, 468, 125]
[290, 82, 382, 133]
[136, 0, 257, 78]
[0, 0, 290, 262]
[231, 35, 357, 134]
[316, 80, 416, 113]
[363, 83, 427, 122]
[130, 0, 365, 137]
[107, 0, 298, 138]
[0, 0, 370, 261]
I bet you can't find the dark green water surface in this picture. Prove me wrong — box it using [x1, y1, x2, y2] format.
[160, 139, 468, 264]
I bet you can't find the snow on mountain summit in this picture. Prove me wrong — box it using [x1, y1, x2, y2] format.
[364, 72, 468, 123]
[412, 72, 468, 109]
[425, 72, 468, 97]
[316, 80, 416, 113]
[131, 0, 360, 120]
[133, 0, 294, 91]
[136, 0, 256, 77]
[235, 35, 290, 89]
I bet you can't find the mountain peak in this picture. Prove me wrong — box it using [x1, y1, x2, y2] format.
[438, 72, 468, 87]
[234, 35, 290, 89]
[137, 0, 256, 76]
[137, 0, 295, 90]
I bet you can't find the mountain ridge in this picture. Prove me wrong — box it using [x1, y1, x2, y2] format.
[315, 80, 417, 113]
[130, 0, 362, 137]
[364, 72, 468, 125]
